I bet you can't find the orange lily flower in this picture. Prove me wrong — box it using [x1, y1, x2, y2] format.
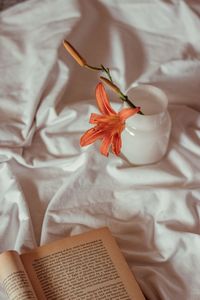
[80, 83, 140, 156]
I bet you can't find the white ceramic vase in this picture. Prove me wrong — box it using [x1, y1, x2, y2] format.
[121, 85, 172, 165]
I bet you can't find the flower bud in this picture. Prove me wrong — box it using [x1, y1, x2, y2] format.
[63, 40, 87, 67]
[100, 76, 121, 95]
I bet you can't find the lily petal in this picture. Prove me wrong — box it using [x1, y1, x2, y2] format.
[89, 113, 103, 124]
[80, 127, 104, 146]
[89, 113, 112, 124]
[112, 133, 122, 156]
[96, 83, 116, 115]
[119, 107, 140, 122]
[100, 134, 113, 156]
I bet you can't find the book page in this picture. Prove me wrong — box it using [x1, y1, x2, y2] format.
[0, 250, 38, 300]
[21, 227, 145, 300]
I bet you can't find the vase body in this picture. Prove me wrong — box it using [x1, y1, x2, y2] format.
[121, 85, 172, 165]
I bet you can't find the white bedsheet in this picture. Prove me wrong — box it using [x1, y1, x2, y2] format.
[0, 0, 200, 299]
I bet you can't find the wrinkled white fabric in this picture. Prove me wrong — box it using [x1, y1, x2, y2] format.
[0, 0, 200, 299]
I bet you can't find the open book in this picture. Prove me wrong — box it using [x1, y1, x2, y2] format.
[0, 227, 145, 300]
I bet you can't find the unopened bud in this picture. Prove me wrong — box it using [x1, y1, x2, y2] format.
[100, 76, 121, 95]
[63, 40, 87, 67]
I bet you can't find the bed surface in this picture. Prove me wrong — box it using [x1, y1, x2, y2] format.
[0, 0, 200, 299]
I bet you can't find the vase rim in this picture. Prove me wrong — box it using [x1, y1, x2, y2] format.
[125, 84, 168, 117]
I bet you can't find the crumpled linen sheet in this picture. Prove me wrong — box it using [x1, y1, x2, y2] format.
[0, 0, 200, 299]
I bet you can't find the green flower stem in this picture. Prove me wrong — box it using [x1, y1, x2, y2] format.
[100, 65, 113, 82]
[85, 63, 143, 114]
[119, 93, 144, 115]
[85, 64, 113, 82]
[85, 64, 102, 71]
